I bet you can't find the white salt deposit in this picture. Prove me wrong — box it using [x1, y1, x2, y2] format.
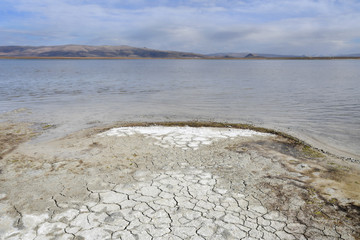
[99, 126, 271, 150]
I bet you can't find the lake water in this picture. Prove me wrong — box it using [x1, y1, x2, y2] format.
[0, 59, 359, 159]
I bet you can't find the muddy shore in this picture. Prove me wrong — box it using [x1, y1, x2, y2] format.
[0, 121, 359, 239]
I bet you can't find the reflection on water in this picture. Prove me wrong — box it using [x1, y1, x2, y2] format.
[0, 59, 359, 159]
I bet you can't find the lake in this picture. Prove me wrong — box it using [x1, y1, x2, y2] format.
[0, 59, 359, 159]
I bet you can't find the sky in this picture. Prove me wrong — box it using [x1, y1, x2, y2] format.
[1, 0, 360, 55]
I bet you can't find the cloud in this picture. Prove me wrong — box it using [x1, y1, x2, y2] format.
[1, 0, 360, 54]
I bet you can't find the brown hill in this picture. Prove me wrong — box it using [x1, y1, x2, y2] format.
[0, 45, 205, 58]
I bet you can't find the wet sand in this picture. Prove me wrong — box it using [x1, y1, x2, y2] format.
[0, 121, 359, 240]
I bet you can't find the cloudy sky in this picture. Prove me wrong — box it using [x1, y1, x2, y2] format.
[1, 0, 360, 55]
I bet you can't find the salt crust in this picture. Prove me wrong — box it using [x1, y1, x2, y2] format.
[99, 126, 271, 150]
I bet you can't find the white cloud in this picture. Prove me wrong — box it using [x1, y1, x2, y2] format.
[1, 0, 360, 54]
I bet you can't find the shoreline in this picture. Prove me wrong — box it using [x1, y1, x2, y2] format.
[41, 120, 360, 163]
[117, 121, 360, 163]
[1, 56, 360, 60]
[1, 120, 360, 239]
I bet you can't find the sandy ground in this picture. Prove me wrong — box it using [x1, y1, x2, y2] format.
[0, 121, 359, 240]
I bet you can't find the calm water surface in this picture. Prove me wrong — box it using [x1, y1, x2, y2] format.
[0, 59, 359, 159]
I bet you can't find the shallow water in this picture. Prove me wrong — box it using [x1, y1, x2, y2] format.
[0, 59, 359, 159]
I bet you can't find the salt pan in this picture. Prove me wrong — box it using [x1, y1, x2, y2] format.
[99, 126, 271, 150]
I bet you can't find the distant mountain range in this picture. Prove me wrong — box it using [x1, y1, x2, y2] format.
[206, 52, 301, 58]
[0, 45, 204, 58]
[0, 45, 359, 58]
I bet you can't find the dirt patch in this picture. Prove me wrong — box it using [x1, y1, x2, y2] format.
[0, 122, 37, 160]
[226, 136, 360, 237]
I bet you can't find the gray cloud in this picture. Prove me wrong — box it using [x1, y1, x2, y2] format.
[1, 0, 360, 55]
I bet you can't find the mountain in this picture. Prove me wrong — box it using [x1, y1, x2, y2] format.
[1, 45, 359, 58]
[0, 45, 205, 58]
[207, 52, 302, 58]
[247, 53, 302, 58]
[206, 52, 250, 58]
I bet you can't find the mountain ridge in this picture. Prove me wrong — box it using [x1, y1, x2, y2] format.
[0, 45, 359, 59]
[0, 45, 204, 58]
[206, 52, 301, 58]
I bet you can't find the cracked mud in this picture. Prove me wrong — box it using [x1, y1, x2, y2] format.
[0, 122, 359, 240]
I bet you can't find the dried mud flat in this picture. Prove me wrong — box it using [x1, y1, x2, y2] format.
[0, 121, 359, 240]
